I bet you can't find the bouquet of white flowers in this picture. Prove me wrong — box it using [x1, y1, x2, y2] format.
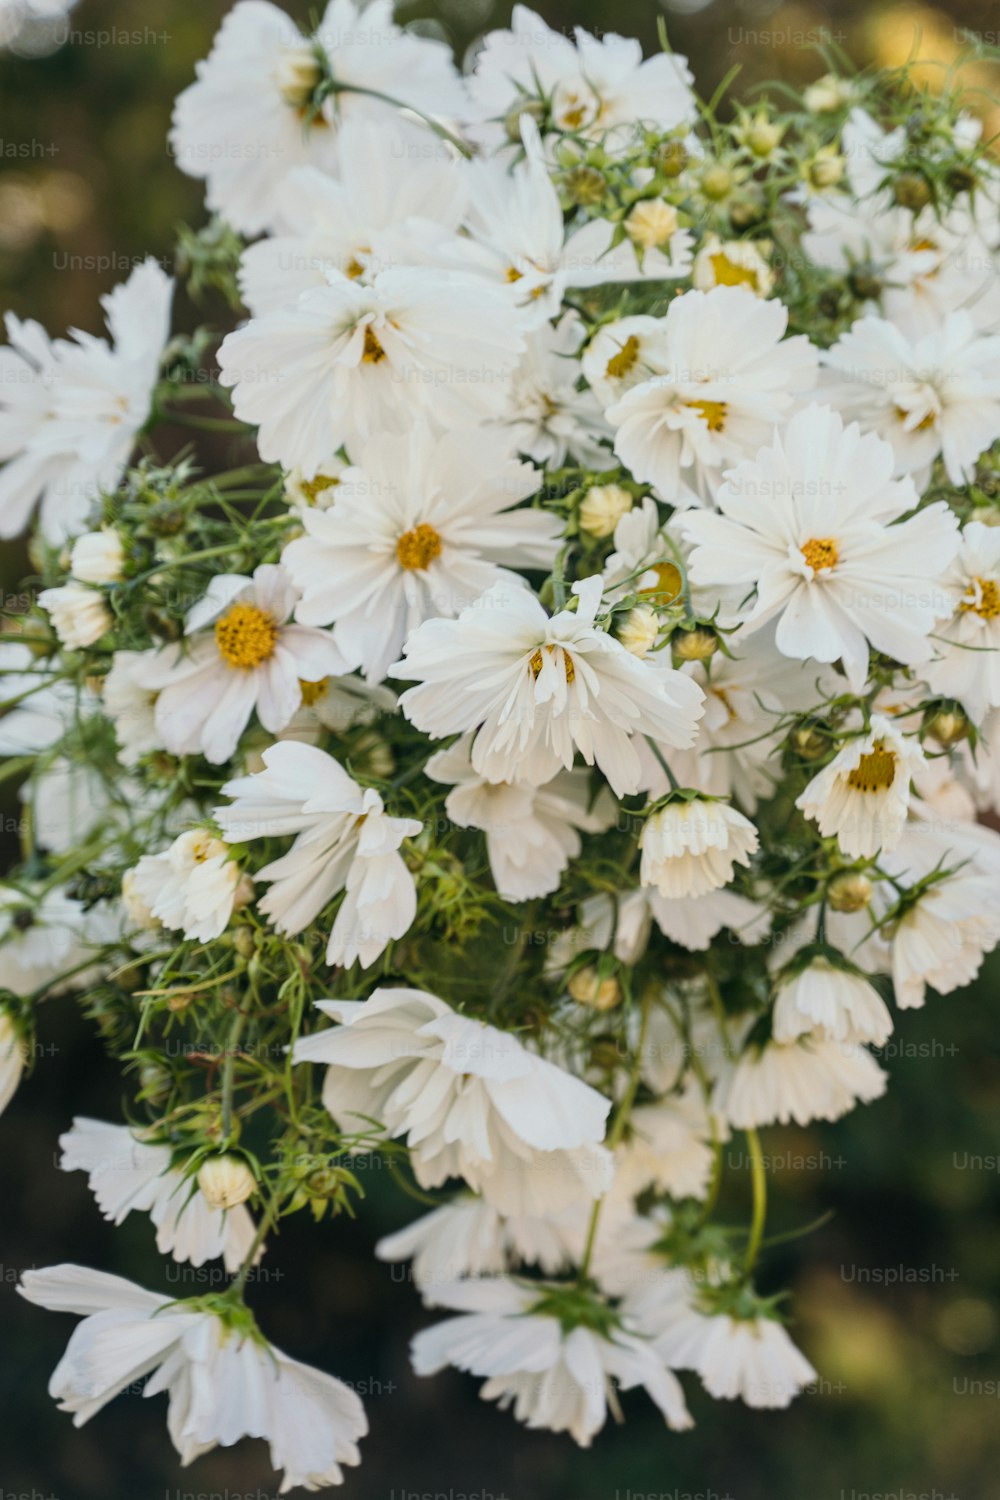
[4, 3, 1000, 1488]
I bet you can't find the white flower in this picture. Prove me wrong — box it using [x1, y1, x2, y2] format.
[18, 1265, 366, 1491]
[216, 741, 420, 968]
[197, 1154, 257, 1210]
[127, 830, 243, 944]
[639, 797, 758, 899]
[425, 736, 615, 901]
[606, 287, 818, 508]
[712, 1031, 886, 1128]
[632, 886, 771, 954]
[170, 0, 462, 235]
[618, 1084, 718, 1202]
[464, 5, 695, 152]
[876, 857, 1000, 1009]
[822, 312, 1000, 488]
[393, 575, 704, 798]
[924, 522, 1000, 717]
[37, 582, 112, 649]
[411, 1276, 692, 1443]
[143, 563, 348, 764]
[218, 268, 524, 476]
[0, 259, 172, 541]
[772, 959, 893, 1045]
[59, 1119, 257, 1271]
[291, 987, 613, 1216]
[795, 715, 926, 858]
[0, 884, 85, 996]
[69, 528, 125, 584]
[102, 648, 161, 765]
[581, 314, 670, 409]
[803, 74, 855, 111]
[681, 404, 960, 691]
[498, 313, 610, 467]
[691, 236, 774, 297]
[0, 1009, 25, 1117]
[376, 1197, 576, 1288]
[282, 424, 559, 683]
[0, 641, 81, 755]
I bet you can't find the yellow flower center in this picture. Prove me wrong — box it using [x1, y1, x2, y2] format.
[298, 676, 330, 706]
[709, 252, 759, 289]
[605, 334, 640, 381]
[362, 326, 387, 364]
[530, 645, 575, 683]
[846, 742, 897, 793]
[396, 523, 443, 571]
[686, 399, 728, 433]
[345, 256, 366, 280]
[298, 472, 339, 505]
[214, 602, 278, 670]
[961, 576, 1000, 619]
[801, 537, 839, 573]
[506, 266, 524, 283]
[893, 404, 936, 432]
[639, 561, 683, 602]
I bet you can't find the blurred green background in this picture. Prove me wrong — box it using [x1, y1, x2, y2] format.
[2, 2, 1000, 1497]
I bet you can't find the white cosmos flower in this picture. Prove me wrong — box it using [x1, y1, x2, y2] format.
[127, 830, 244, 944]
[0, 1009, 25, 1117]
[464, 4, 696, 153]
[170, 0, 462, 235]
[582, 314, 671, 409]
[143, 564, 348, 766]
[681, 404, 960, 691]
[37, 582, 113, 650]
[291, 988, 613, 1216]
[0, 641, 81, 756]
[617, 1083, 719, 1202]
[59, 1119, 257, 1272]
[871, 850, 1000, 1009]
[0, 258, 172, 541]
[924, 521, 1000, 717]
[282, 424, 559, 683]
[411, 1276, 692, 1442]
[376, 1197, 576, 1289]
[215, 741, 420, 968]
[0, 883, 85, 997]
[392, 575, 704, 798]
[606, 286, 818, 508]
[217, 267, 525, 476]
[639, 797, 758, 899]
[102, 648, 162, 766]
[19, 1265, 366, 1491]
[772, 959, 893, 1045]
[822, 312, 1000, 488]
[425, 735, 616, 901]
[69, 527, 124, 584]
[795, 715, 926, 858]
[712, 1031, 886, 1128]
[691, 235, 775, 297]
[498, 312, 610, 467]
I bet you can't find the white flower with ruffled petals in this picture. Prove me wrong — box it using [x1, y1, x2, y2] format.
[772, 958, 893, 1045]
[639, 796, 758, 899]
[795, 715, 925, 858]
[712, 1030, 886, 1128]
[127, 829, 244, 944]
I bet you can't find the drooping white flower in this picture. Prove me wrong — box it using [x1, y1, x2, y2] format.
[142, 564, 348, 765]
[712, 1031, 886, 1128]
[822, 312, 1000, 488]
[425, 736, 615, 901]
[924, 521, 1000, 717]
[215, 741, 420, 968]
[127, 829, 244, 944]
[681, 404, 960, 690]
[59, 1119, 257, 1271]
[497, 313, 610, 467]
[606, 286, 818, 508]
[411, 1276, 692, 1442]
[617, 1083, 719, 1202]
[639, 796, 758, 899]
[392, 576, 704, 798]
[291, 988, 613, 1216]
[69, 527, 125, 584]
[217, 267, 525, 476]
[37, 582, 112, 650]
[772, 958, 893, 1045]
[170, 0, 463, 235]
[795, 715, 926, 858]
[282, 424, 559, 683]
[376, 1196, 577, 1289]
[0, 883, 85, 996]
[0, 258, 172, 541]
[0, 1008, 25, 1117]
[19, 1264, 367, 1491]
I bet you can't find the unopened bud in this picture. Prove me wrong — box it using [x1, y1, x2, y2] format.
[893, 172, 933, 211]
[617, 605, 659, 658]
[579, 483, 633, 538]
[568, 966, 622, 1011]
[198, 1154, 256, 1210]
[276, 45, 323, 110]
[625, 199, 679, 250]
[924, 705, 970, 747]
[672, 625, 717, 662]
[827, 871, 873, 913]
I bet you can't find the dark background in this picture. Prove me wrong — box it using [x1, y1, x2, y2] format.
[2, 2, 1000, 1497]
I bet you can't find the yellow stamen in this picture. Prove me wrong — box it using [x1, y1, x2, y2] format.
[362, 326, 387, 364]
[396, 523, 442, 571]
[530, 645, 575, 683]
[214, 602, 278, 670]
[709, 252, 759, 289]
[639, 561, 683, 602]
[686, 399, 728, 433]
[847, 743, 897, 793]
[605, 334, 640, 381]
[961, 576, 1000, 620]
[345, 257, 366, 280]
[298, 677, 329, 706]
[894, 404, 936, 432]
[506, 266, 524, 283]
[801, 537, 839, 573]
[298, 473, 339, 505]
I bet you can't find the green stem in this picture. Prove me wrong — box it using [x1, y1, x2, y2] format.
[744, 1126, 767, 1275]
[221, 1011, 247, 1145]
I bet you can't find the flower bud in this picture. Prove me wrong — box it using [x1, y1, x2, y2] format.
[827, 870, 873, 913]
[924, 704, 970, 747]
[198, 1154, 256, 1210]
[617, 605, 659, 657]
[701, 164, 734, 201]
[791, 723, 829, 760]
[38, 582, 112, 650]
[579, 483, 632, 538]
[743, 113, 784, 158]
[672, 625, 717, 662]
[625, 199, 679, 250]
[568, 966, 622, 1011]
[275, 45, 322, 109]
[893, 172, 933, 211]
[808, 146, 845, 189]
[803, 74, 853, 113]
[70, 528, 125, 585]
[563, 165, 607, 206]
[503, 97, 546, 142]
[654, 139, 688, 178]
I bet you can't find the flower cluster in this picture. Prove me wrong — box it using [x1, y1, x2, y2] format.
[4, 3, 1000, 1488]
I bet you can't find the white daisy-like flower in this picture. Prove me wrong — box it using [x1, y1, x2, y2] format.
[392, 575, 704, 798]
[691, 235, 774, 297]
[924, 521, 1000, 717]
[712, 1031, 886, 1128]
[215, 741, 420, 968]
[606, 286, 818, 508]
[822, 311, 1000, 488]
[617, 1083, 719, 1202]
[411, 1276, 692, 1443]
[633, 886, 771, 954]
[19, 1265, 367, 1491]
[499, 313, 610, 467]
[37, 582, 112, 651]
[0, 1008, 25, 1118]
[282, 424, 560, 683]
[464, 4, 696, 153]
[681, 404, 960, 691]
[59, 1119, 257, 1272]
[581, 314, 671, 409]
[772, 958, 893, 1045]
[143, 563, 348, 765]
[0, 883, 85, 997]
[376, 1197, 576, 1289]
[795, 715, 926, 858]
[639, 796, 758, 900]
[290, 987, 613, 1216]
[425, 735, 615, 902]
[69, 527, 125, 585]
[217, 267, 525, 477]
[170, 0, 463, 235]
[127, 830, 244, 944]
